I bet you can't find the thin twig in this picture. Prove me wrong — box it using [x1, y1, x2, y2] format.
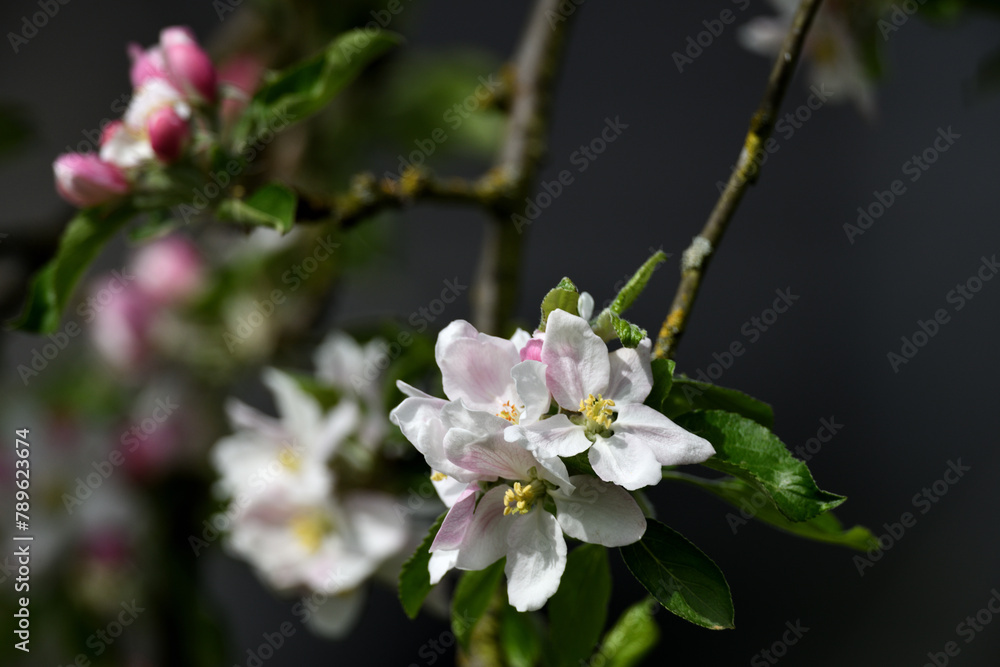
[653, 0, 824, 360]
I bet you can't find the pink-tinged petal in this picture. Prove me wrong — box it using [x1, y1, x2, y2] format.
[588, 434, 662, 491]
[552, 476, 646, 547]
[438, 332, 520, 412]
[429, 549, 459, 584]
[396, 379, 437, 400]
[606, 338, 653, 404]
[541, 309, 610, 409]
[218, 53, 264, 124]
[53, 153, 129, 207]
[509, 328, 531, 350]
[100, 120, 124, 148]
[390, 396, 468, 480]
[453, 486, 512, 571]
[510, 360, 550, 424]
[512, 414, 591, 459]
[128, 43, 168, 88]
[504, 508, 566, 612]
[148, 105, 190, 162]
[131, 236, 204, 305]
[613, 403, 715, 466]
[160, 26, 217, 103]
[431, 487, 478, 551]
[520, 338, 543, 362]
[444, 424, 536, 482]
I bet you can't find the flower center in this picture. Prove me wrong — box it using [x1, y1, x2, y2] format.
[290, 511, 334, 554]
[430, 471, 447, 482]
[497, 400, 521, 424]
[503, 481, 541, 516]
[278, 441, 302, 471]
[579, 393, 615, 431]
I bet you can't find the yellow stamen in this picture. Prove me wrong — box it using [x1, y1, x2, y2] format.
[430, 471, 447, 482]
[277, 441, 302, 471]
[497, 400, 521, 424]
[503, 482, 539, 516]
[579, 394, 615, 430]
[290, 512, 333, 554]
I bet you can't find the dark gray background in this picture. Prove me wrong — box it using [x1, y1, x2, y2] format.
[2, 0, 999, 665]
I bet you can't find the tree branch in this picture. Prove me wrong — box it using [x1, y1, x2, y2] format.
[653, 0, 824, 360]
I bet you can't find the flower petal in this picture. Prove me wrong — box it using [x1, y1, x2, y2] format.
[588, 434, 662, 491]
[431, 486, 478, 551]
[303, 588, 366, 639]
[552, 476, 647, 547]
[453, 486, 512, 571]
[511, 360, 550, 424]
[504, 508, 567, 612]
[606, 338, 653, 405]
[613, 403, 716, 466]
[263, 368, 323, 450]
[429, 548, 459, 584]
[442, 403, 537, 481]
[314, 399, 360, 460]
[432, 475, 470, 508]
[390, 396, 468, 479]
[511, 414, 591, 459]
[437, 321, 520, 412]
[541, 309, 610, 409]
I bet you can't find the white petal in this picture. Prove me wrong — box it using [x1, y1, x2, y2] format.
[429, 549, 459, 584]
[390, 396, 467, 479]
[510, 360, 550, 424]
[438, 331, 521, 412]
[737, 17, 788, 56]
[314, 331, 363, 387]
[314, 399, 360, 460]
[224, 397, 284, 439]
[577, 292, 594, 321]
[453, 486, 512, 571]
[512, 414, 591, 459]
[263, 368, 323, 450]
[396, 379, 436, 399]
[509, 328, 531, 350]
[613, 404, 715, 466]
[541, 309, 610, 409]
[432, 475, 470, 508]
[606, 338, 653, 405]
[442, 403, 537, 481]
[343, 491, 410, 563]
[552, 476, 647, 547]
[588, 434, 662, 491]
[303, 588, 366, 639]
[504, 509, 567, 612]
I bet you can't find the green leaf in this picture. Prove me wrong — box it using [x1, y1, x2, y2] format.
[452, 559, 505, 650]
[610, 251, 667, 315]
[661, 376, 774, 429]
[216, 183, 297, 233]
[499, 605, 543, 667]
[11, 205, 135, 333]
[663, 471, 877, 551]
[236, 29, 400, 145]
[677, 410, 845, 522]
[548, 544, 612, 667]
[538, 277, 579, 330]
[398, 512, 446, 619]
[644, 359, 676, 413]
[597, 599, 660, 667]
[591, 309, 646, 348]
[619, 520, 734, 630]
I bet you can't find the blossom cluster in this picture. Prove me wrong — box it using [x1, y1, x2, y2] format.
[53, 26, 258, 208]
[390, 305, 716, 611]
[210, 333, 407, 636]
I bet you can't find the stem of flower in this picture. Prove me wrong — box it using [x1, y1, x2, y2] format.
[652, 0, 825, 360]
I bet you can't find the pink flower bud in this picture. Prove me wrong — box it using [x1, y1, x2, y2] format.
[131, 236, 205, 305]
[147, 106, 190, 163]
[160, 26, 217, 103]
[128, 43, 168, 88]
[520, 338, 543, 362]
[218, 54, 264, 126]
[90, 282, 155, 372]
[53, 153, 129, 207]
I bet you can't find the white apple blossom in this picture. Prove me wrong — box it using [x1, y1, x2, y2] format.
[509, 309, 716, 490]
[738, 0, 875, 116]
